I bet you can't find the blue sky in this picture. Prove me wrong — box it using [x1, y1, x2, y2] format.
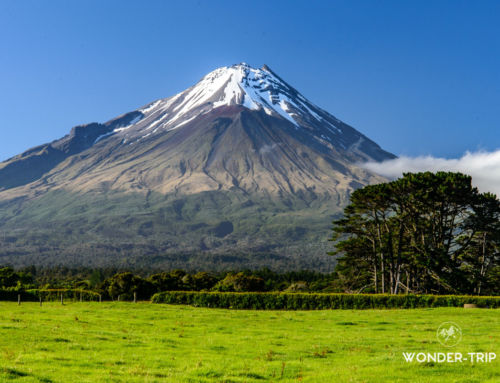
[1, 0, 499, 161]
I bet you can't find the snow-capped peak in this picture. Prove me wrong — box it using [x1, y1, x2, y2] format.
[168, 63, 317, 127]
[102, 63, 347, 147]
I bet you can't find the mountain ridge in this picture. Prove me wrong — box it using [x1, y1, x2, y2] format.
[0, 63, 394, 270]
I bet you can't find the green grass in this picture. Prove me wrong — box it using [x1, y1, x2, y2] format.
[0, 302, 498, 382]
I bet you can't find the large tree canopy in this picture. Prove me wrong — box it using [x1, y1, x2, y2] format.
[330, 172, 500, 295]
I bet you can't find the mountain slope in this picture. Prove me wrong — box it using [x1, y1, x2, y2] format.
[0, 64, 394, 270]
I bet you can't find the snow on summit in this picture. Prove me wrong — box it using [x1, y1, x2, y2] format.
[147, 63, 316, 127]
[179, 63, 340, 128]
[101, 63, 350, 148]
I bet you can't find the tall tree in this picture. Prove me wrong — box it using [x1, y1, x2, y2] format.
[331, 172, 500, 295]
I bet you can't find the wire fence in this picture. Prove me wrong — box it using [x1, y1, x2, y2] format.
[0, 289, 142, 304]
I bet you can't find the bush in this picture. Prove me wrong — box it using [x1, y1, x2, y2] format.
[212, 272, 265, 292]
[285, 281, 309, 292]
[99, 272, 155, 300]
[151, 291, 500, 310]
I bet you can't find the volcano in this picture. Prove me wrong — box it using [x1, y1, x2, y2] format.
[0, 63, 394, 270]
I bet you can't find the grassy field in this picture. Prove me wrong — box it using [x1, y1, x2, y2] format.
[0, 302, 498, 382]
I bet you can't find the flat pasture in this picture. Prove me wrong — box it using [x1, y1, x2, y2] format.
[0, 303, 498, 382]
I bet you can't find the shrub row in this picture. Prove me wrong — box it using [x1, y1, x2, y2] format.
[151, 291, 500, 310]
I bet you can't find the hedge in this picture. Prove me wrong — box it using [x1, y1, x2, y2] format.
[151, 291, 500, 310]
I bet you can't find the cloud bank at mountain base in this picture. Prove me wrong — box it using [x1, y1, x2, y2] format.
[363, 150, 500, 195]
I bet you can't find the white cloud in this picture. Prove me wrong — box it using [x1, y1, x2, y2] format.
[362, 150, 500, 195]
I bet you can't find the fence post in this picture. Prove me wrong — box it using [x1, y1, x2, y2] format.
[134, 292, 137, 303]
[40, 295, 42, 307]
[60, 293, 64, 305]
[18, 294, 21, 305]
[80, 292, 82, 302]
[99, 294, 102, 303]
[117, 294, 120, 302]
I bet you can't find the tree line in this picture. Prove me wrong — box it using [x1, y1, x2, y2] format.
[330, 172, 500, 295]
[0, 266, 337, 300]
